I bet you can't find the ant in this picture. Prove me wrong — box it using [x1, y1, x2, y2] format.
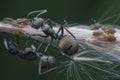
[3, 38, 55, 74]
[27, 10, 78, 55]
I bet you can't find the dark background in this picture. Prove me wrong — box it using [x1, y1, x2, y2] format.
[1, 0, 120, 24]
[0, 0, 120, 80]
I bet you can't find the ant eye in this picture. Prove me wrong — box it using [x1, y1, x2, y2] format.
[31, 23, 40, 29]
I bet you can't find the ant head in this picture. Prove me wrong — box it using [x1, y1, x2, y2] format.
[27, 10, 47, 29]
[31, 17, 44, 29]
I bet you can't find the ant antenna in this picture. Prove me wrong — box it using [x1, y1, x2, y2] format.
[27, 10, 47, 18]
[3, 17, 16, 23]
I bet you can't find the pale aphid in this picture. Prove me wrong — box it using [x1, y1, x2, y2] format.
[2, 18, 31, 28]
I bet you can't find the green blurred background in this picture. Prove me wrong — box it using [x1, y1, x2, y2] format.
[0, 0, 120, 80]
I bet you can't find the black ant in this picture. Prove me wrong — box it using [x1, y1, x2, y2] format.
[3, 38, 55, 74]
[27, 10, 78, 55]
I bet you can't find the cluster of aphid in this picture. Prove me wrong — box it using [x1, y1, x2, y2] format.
[1, 10, 79, 74]
[2, 18, 31, 28]
[90, 23, 116, 42]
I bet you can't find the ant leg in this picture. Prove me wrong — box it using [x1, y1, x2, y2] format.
[43, 38, 53, 54]
[35, 41, 44, 75]
[34, 40, 46, 75]
[32, 34, 49, 38]
[36, 41, 44, 52]
[47, 19, 53, 28]
[64, 27, 76, 40]
[62, 21, 76, 40]
[58, 26, 64, 36]
[38, 57, 42, 75]
[56, 25, 64, 40]
[59, 51, 75, 62]
[40, 65, 59, 75]
[44, 38, 53, 54]
[23, 40, 31, 50]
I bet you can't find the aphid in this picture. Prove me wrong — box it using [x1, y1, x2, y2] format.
[2, 18, 31, 28]
[91, 22, 117, 42]
[103, 35, 116, 42]
[102, 24, 116, 35]
[58, 35, 79, 55]
[92, 30, 103, 37]
[90, 23, 102, 30]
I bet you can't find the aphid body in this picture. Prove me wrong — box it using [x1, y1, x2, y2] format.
[2, 18, 31, 28]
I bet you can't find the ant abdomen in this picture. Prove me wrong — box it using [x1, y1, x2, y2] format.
[58, 35, 79, 55]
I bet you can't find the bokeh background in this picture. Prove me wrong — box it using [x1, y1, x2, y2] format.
[0, 0, 120, 80]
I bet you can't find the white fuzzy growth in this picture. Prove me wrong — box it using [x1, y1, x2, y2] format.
[1, 22, 120, 52]
[1, 22, 120, 79]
